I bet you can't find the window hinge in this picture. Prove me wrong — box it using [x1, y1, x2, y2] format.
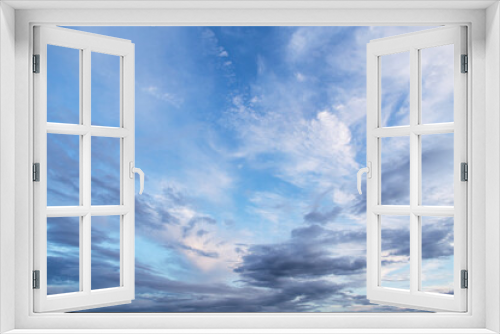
[33, 270, 40, 289]
[461, 162, 468, 181]
[33, 163, 40, 182]
[461, 270, 468, 289]
[33, 54, 40, 73]
[461, 54, 468, 73]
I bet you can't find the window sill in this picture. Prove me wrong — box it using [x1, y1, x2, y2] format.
[4, 329, 497, 334]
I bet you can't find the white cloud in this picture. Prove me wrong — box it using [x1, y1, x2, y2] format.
[250, 96, 260, 104]
[185, 165, 234, 203]
[420, 254, 454, 294]
[295, 72, 306, 82]
[287, 27, 342, 62]
[332, 94, 366, 128]
[140, 184, 249, 279]
[226, 95, 358, 188]
[247, 191, 304, 233]
[216, 26, 446, 227]
[142, 85, 183, 107]
[333, 188, 356, 205]
[380, 259, 410, 285]
[420, 44, 454, 123]
[201, 28, 233, 76]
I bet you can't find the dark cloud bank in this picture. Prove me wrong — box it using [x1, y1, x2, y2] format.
[68, 189, 447, 312]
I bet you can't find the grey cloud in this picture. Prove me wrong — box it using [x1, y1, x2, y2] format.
[291, 224, 366, 246]
[91, 176, 120, 205]
[51, 180, 442, 313]
[47, 241, 120, 293]
[380, 218, 453, 261]
[75, 219, 374, 312]
[47, 251, 79, 294]
[162, 186, 187, 206]
[136, 195, 180, 233]
[47, 135, 80, 205]
[178, 243, 219, 259]
[421, 217, 453, 259]
[47, 217, 80, 248]
[304, 207, 341, 225]
[381, 227, 410, 255]
[381, 158, 410, 205]
[83, 258, 348, 312]
[183, 215, 217, 237]
[196, 229, 209, 237]
[235, 226, 366, 287]
[91, 137, 121, 205]
[71, 181, 429, 313]
[348, 194, 367, 217]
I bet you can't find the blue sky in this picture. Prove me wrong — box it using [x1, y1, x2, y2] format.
[45, 26, 455, 312]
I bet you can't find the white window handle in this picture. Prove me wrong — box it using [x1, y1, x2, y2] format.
[357, 162, 372, 195]
[129, 161, 145, 195]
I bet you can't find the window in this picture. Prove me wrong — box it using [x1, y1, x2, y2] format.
[33, 26, 140, 312]
[364, 26, 467, 312]
[4, 2, 495, 332]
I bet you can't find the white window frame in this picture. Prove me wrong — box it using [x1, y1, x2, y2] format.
[1, 1, 499, 333]
[365, 26, 468, 312]
[33, 25, 136, 313]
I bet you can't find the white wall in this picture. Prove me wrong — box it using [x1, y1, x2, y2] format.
[0, 2, 16, 333]
[486, 2, 500, 333]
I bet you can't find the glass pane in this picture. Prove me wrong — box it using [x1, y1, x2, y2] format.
[421, 45, 454, 124]
[380, 215, 410, 290]
[91, 216, 120, 290]
[47, 134, 80, 206]
[421, 133, 454, 206]
[381, 51, 410, 127]
[47, 45, 80, 124]
[421, 216, 454, 295]
[47, 217, 80, 295]
[381, 136, 410, 205]
[91, 52, 121, 127]
[91, 137, 120, 205]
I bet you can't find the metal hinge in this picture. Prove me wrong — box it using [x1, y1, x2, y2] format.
[461, 270, 468, 289]
[461, 54, 468, 73]
[33, 54, 40, 73]
[33, 163, 40, 182]
[33, 270, 40, 289]
[461, 162, 468, 181]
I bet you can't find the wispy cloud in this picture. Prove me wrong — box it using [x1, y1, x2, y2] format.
[201, 28, 235, 78]
[226, 94, 358, 188]
[142, 85, 183, 107]
[133, 184, 247, 276]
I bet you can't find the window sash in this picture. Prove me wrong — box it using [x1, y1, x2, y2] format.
[32, 25, 136, 313]
[366, 26, 468, 312]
